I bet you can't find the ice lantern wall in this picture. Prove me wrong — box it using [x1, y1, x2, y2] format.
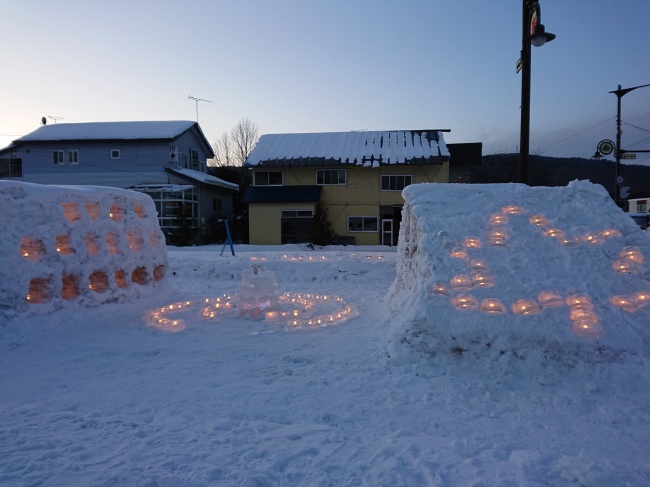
[0, 181, 168, 314]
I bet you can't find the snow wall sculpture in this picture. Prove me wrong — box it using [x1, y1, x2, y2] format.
[0, 181, 167, 315]
[385, 180, 650, 362]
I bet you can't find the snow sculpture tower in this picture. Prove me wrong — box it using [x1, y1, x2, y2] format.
[237, 265, 280, 319]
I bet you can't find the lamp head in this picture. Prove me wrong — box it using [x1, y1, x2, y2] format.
[531, 23, 556, 47]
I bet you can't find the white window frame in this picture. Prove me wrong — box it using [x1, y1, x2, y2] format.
[348, 216, 378, 233]
[281, 210, 313, 218]
[316, 169, 346, 185]
[111, 149, 121, 159]
[381, 174, 412, 191]
[67, 150, 79, 165]
[254, 170, 283, 186]
[53, 150, 64, 165]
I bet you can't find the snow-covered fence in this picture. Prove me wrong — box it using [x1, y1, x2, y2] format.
[0, 181, 167, 314]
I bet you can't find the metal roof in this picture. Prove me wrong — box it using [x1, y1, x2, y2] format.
[13, 121, 198, 143]
[244, 130, 450, 167]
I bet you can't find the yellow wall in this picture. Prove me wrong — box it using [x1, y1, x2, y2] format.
[248, 201, 315, 245]
[248, 163, 448, 245]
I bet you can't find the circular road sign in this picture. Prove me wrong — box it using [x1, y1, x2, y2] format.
[616, 175, 625, 184]
[598, 139, 615, 156]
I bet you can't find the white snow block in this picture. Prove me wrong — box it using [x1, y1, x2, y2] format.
[385, 180, 650, 362]
[0, 181, 167, 315]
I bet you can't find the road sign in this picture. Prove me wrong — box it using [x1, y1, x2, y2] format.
[620, 153, 637, 160]
[616, 175, 625, 184]
[516, 57, 522, 74]
[597, 139, 615, 156]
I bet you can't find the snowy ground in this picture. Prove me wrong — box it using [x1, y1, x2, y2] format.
[2, 183, 650, 486]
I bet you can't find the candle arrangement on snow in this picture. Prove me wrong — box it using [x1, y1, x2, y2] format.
[145, 264, 358, 332]
[427, 204, 649, 339]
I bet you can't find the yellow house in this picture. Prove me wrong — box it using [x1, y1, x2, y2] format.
[243, 130, 453, 246]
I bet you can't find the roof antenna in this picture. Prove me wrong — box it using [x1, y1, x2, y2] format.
[47, 116, 64, 124]
[188, 95, 211, 123]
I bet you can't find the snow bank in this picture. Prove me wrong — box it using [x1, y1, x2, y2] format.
[386, 180, 650, 364]
[0, 181, 167, 318]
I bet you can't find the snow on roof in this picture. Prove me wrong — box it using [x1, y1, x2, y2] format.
[244, 130, 450, 166]
[165, 167, 239, 191]
[14, 121, 197, 143]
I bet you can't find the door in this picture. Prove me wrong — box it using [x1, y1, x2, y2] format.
[381, 219, 393, 246]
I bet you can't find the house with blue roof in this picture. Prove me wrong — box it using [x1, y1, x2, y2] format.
[0, 120, 238, 244]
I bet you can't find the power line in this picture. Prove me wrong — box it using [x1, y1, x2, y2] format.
[534, 116, 616, 152]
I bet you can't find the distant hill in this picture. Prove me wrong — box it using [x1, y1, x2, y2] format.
[473, 154, 650, 200]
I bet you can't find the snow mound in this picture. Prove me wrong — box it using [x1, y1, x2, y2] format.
[386, 180, 650, 365]
[0, 181, 167, 318]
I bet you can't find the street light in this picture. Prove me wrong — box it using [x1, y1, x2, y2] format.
[519, 0, 556, 185]
[610, 83, 650, 208]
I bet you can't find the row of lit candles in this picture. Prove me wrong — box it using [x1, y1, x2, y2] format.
[144, 292, 357, 332]
[21, 230, 162, 262]
[60, 202, 148, 223]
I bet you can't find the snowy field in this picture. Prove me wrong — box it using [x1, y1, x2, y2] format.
[2, 181, 650, 486]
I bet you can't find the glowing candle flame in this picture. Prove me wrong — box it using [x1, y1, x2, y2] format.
[610, 295, 637, 313]
[565, 294, 593, 309]
[601, 228, 621, 238]
[612, 259, 638, 274]
[463, 236, 482, 249]
[450, 247, 469, 260]
[469, 259, 488, 270]
[529, 214, 548, 226]
[620, 246, 644, 263]
[537, 290, 564, 308]
[511, 299, 541, 316]
[451, 294, 478, 311]
[429, 282, 449, 296]
[489, 213, 508, 226]
[502, 205, 524, 215]
[571, 321, 604, 339]
[543, 228, 565, 239]
[480, 298, 506, 314]
[633, 291, 650, 308]
[451, 275, 472, 290]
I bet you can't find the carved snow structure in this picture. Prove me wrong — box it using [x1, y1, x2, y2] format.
[0, 181, 167, 314]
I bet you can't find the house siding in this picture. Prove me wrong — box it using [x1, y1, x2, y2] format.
[247, 162, 448, 245]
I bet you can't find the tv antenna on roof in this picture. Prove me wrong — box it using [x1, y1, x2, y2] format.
[47, 116, 64, 124]
[188, 95, 211, 123]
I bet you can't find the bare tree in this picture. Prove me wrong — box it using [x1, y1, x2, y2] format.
[209, 118, 259, 166]
[231, 117, 259, 165]
[210, 131, 234, 167]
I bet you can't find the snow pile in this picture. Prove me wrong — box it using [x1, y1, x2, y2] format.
[386, 180, 650, 364]
[0, 181, 167, 317]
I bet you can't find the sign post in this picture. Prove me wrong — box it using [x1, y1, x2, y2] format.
[220, 220, 236, 257]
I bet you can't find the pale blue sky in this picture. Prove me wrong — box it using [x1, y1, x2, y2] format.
[2, 0, 649, 164]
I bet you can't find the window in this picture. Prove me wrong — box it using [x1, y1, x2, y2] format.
[348, 216, 378, 232]
[111, 149, 121, 159]
[67, 150, 79, 165]
[178, 152, 188, 168]
[381, 175, 412, 191]
[190, 149, 199, 170]
[636, 200, 647, 213]
[254, 170, 283, 186]
[281, 210, 313, 218]
[53, 150, 64, 165]
[317, 169, 346, 185]
[0, 157, 22, 177]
